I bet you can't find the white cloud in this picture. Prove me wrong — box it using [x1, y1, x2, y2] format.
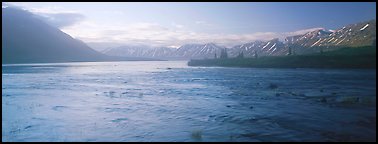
[172, 22, 184, 29]
[5, 2, 323, 48]
[284, 27, 324, 37]
[28, 6, 80, 14]
[195, 21, 207, 24]
[195, 20, 213, 26]
[31, 7, 85, 28]
[101, 10, 124, 15]
[61, 20, 322, 48]
[7, 4, 85, 28]
[37, 13, 86, 28]
[195, 21, 205, 24]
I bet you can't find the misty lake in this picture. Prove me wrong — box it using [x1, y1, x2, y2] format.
[2, 61, 376, 142]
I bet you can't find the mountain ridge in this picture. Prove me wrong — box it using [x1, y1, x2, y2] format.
[3, 5, 375, 62]
[2, 6, 159, 64]
[101, 19, 375, 60]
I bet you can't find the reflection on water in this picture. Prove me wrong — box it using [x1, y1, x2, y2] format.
[2, 61, 376, 142]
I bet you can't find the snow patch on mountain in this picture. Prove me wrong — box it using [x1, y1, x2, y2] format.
[360, 24, 369, 31]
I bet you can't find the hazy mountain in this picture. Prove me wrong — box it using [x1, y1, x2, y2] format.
[102, 43, 225, 60]
[104, 20, 375, 60]
[86, 42, 127, 52]
[2, 6, 156, 64]
[174, 43, 225, 59]
[102, 45, 175, 59]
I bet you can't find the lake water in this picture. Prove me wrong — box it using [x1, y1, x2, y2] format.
[2, 61, 376, 142]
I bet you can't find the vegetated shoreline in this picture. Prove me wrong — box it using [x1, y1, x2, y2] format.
[187, 46, 377, 69]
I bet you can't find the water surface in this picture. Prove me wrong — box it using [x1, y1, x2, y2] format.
[2, 61, 376, 142]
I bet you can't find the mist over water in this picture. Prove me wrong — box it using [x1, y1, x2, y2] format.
[2, 61, 376, 142]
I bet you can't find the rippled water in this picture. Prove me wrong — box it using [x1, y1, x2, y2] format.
[2, 61, 376, 142]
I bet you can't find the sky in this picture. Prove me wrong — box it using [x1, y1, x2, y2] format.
[3, 2, 377, 48]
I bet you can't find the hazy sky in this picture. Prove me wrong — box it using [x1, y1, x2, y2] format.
[4, 2, 376, 48]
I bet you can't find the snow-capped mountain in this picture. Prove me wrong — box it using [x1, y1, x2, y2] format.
[283, 19, 376, 55]
[229, 38, 285, 57]
[230, 19, 376, 57]
[102, 19, 375, 60]
[175, 43, 225, 59]
[102, 45, 175, 59]
[103, 43, 225, 60]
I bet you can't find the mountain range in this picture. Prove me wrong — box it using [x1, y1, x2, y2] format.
[102, 19, 376, 60]
[2, 6, 376, 63]
[2, 6, 157, 64]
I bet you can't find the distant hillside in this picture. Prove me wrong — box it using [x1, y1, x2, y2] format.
[2, 6, 157, 64]
[226, 19, 376, 57]
[102, 43, 226, 60]
[102, 45, 176, 60]
[283, 19, 376, 56]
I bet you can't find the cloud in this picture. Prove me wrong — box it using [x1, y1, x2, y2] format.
[284, 27, 324, 37]
[2, 2, 12, 8]
[2, 2, 25, 10]
[172, 22, 184, 29]
[6, 4, 86, 28]
[36, 13, 86, 28]
[196, 21, 205, 24]
[101, 10, 124, 15]
[4, 3, 322, 48]
[61, 20, 322, 48]
[28, 6, 80, 14]
[32, 8, 86, 28]
[195, 20, 213, 26]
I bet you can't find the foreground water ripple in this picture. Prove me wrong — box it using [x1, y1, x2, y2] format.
[2, 61, 376, 142]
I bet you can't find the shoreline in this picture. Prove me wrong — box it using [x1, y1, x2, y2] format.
[188, 46, 376, 69]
